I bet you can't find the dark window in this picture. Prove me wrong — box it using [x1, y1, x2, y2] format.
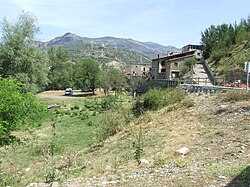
[161, 69, 166, 73]
[143, 67, 146, 71]
[161, 61, 165, 66]
[174, 62, 178, 66]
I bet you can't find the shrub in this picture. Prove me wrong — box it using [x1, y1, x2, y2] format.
[132, 100, 144, 117]
[97, 113, 121, 142]
[0, 78, 46, 144]
[143, 88, 186, 111]
[100, 95, 117, 110]
[222, 90, 250, 102]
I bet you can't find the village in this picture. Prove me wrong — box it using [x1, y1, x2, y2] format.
[121, 44, 249, 96]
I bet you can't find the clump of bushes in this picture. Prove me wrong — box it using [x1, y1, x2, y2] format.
[221, 90, 250, 102]
[142, 88, 186, 111]
[0, 78, 47, 145]
[100, 95, 117, 110]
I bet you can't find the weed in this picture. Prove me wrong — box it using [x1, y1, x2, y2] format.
[45, 122, 57, 183]
[175, 158, 189, 168]
[154, 157, 166, 166]
[133, 127, 143, 165]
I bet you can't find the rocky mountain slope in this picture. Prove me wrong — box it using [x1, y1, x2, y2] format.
[38, 32, 180, 59]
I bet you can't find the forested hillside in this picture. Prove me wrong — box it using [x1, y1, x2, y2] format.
[201, 16, 250, 79]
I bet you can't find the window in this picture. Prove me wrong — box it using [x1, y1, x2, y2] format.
[161, 61, 165, 66]
[161, 69, 166, 73]
[174, 62, 178, 67]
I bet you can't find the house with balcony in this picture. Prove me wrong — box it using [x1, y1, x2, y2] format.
[151, 45, 203, 80]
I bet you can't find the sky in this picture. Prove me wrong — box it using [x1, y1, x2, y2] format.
[0, 0, 249, 48]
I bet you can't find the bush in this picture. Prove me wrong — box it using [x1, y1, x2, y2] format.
[132, 100, 144, 117]
[143, 88, 186, 111]
[222, 90, 250, 102]
[97, 113, 122, 142]
[100, 95, 117, 110]
[0, 78, 46, 144]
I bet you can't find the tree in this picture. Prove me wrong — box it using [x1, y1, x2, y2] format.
[0, 12, 49, 93]
[0, 77, 46, 144]
[128, 75, 143, 98]
[100, 66, 127, 95]
[74, 58, 100, 94]
[47, 46, 73, 90]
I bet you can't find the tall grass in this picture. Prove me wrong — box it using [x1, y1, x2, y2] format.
[221, 90, 250, 102]
[142, 88, 186, 111]
[0, 94, 133, 186]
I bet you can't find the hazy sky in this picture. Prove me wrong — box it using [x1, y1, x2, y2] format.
[0, 0, 249, 47]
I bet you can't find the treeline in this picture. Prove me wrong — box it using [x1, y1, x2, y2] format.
[201, 15, 250, 61]
[0, 12, 132, 143]
[0, 12, 128, 94]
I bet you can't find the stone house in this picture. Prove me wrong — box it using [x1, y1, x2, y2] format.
[124, 64, 151, 77]
[151, 45, 203, 80]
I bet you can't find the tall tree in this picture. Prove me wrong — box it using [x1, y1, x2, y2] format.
[74, 58, 100, 94]
[0, 12, 49, 93]
[47, 46, 73, 90]
[100, 66, 127, 95]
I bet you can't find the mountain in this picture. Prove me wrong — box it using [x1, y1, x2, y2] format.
[38, 32, 180, 59]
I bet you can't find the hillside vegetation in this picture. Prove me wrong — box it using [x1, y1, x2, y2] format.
[0, 90, 249, 186]
[201, 16, 250, 79]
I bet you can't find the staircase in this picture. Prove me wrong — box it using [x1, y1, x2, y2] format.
[192, 63, 213, 86]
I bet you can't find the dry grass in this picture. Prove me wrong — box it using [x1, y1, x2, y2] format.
[1, 92, 249, 186]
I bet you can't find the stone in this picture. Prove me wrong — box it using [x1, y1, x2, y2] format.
[105, 163, 112, 172]
[176, 147, 189, 155]
[25, 168, 31, 172]
[218, 175, 227, 179]
[140, 158, 150, 164]
[47, 104, 60, 109]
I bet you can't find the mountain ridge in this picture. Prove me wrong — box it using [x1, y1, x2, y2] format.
[38, 32, 180, 59]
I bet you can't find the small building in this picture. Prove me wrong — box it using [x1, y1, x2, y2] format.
[124, 64, 151, 77]
[182, 44, 203, 53]
[151, 47, 203, 80]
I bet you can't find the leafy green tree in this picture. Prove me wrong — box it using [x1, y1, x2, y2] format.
[74, 58, 100, 94]
[47, 46, 73, 90]
[100, 66, 127, 95]
[0, 12, 49, 93]
[108, 67, 127, 94]
[0, 77, 46, 144]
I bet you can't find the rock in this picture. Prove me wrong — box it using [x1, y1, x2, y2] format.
[218, 175, 227, 179]
[105, 163, 112, 172]
[25, 168, 31, 172]
[176, 147, 189, 155]
[219, 105, 228, 109]
[47, 104, 60, 109]
[140, 158, 150, 164]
